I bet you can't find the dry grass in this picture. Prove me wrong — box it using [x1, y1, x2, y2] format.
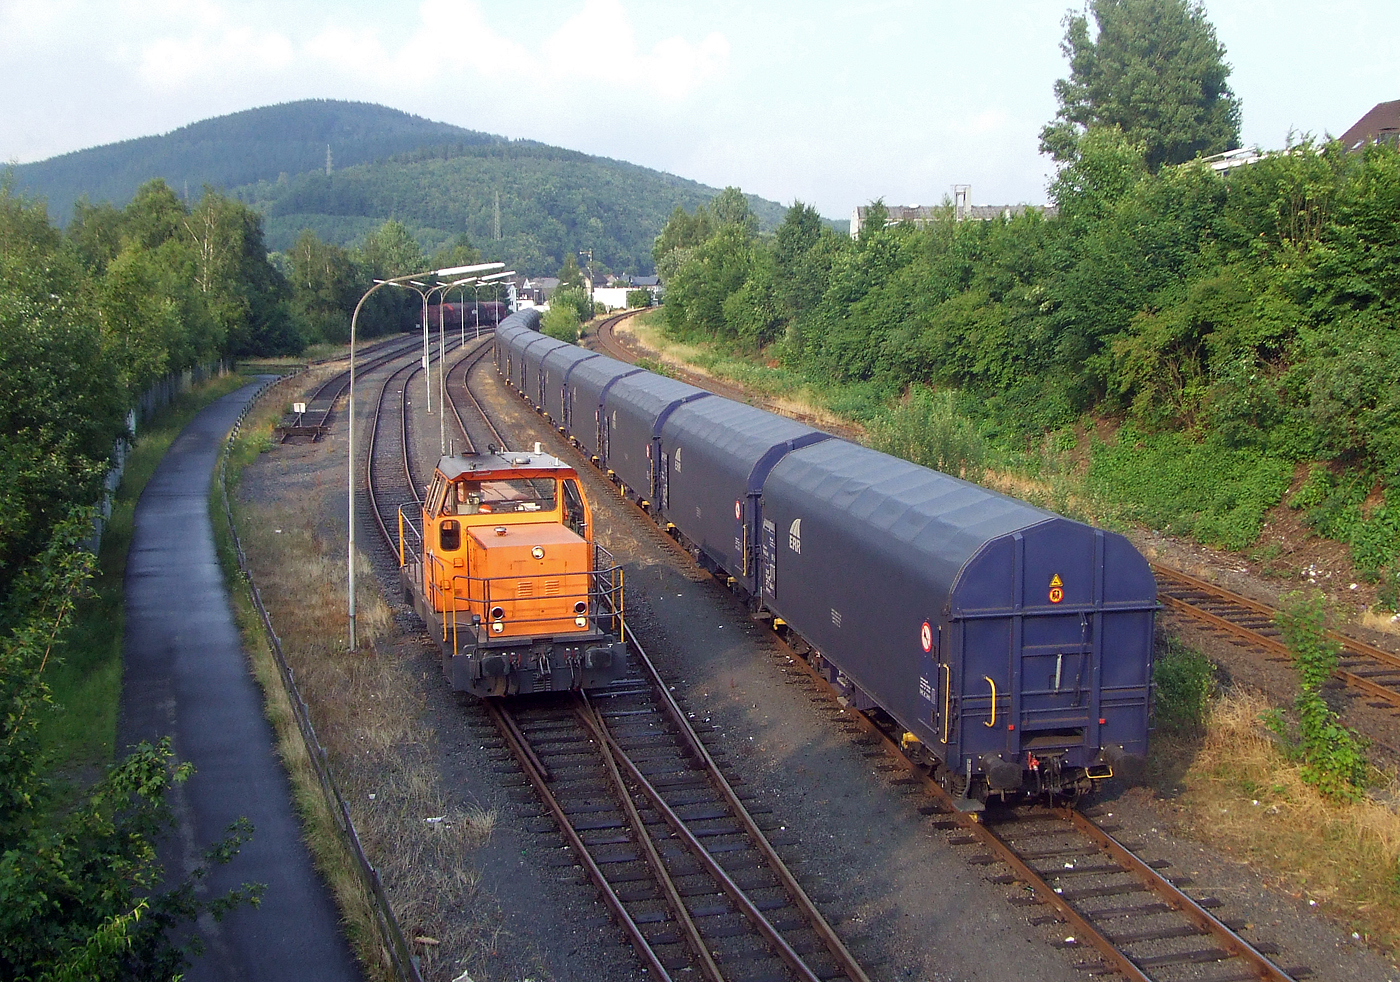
[220, 393, 503, 982]
[620, 316, 862, 433]
[1359, 609, 1400, 638]
[1168, 688, 1400, 947]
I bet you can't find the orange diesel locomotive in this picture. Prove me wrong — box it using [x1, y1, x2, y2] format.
[400, 448, 626, 696]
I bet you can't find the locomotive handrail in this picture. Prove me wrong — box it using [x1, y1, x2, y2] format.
[426, 558, 625, 652]
[397, 504, 422, 568]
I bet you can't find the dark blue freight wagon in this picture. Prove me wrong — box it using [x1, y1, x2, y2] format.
[755, 440, 1157, 806]
[498, 317, 1158, 806]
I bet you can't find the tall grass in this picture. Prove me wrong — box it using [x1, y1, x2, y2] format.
[868, 387, 985, 481]
[1178, 689, 1400, 947]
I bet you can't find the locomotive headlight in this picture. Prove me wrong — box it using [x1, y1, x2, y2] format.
[492, 621, 505, 633]
[490, 606, 505, 621]
[573, 601, 587, 614]
[532, 546, 545, 559]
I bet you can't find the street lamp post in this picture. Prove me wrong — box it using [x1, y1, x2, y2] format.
[382, 280, 433, 413]
[349, 270, 430, 651]
[450, 279, 477, 349]
[578, 248, 594, 320]
[475, 270, 516, 333]
[348, 260, 505, 650]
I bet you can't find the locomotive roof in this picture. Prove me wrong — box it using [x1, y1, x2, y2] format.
[436, 451, 573, 479]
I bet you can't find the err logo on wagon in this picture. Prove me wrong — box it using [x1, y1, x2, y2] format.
[787, 518, 802, 554]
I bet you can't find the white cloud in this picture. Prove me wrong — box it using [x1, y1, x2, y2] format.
[138, 26, 296, 88]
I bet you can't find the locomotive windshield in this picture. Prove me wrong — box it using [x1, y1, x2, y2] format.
[443, 477, 557, 515]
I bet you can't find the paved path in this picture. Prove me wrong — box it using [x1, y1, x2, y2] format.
[120, 382, 362, 982]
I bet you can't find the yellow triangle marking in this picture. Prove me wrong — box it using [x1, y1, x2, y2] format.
[1049, 574, 1063, 587]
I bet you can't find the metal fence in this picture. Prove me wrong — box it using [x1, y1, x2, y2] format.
[86, 361, 231, 555]
[217, 370, 424, 982]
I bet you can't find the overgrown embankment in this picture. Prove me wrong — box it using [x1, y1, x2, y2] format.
[648, 134, 1400, 612]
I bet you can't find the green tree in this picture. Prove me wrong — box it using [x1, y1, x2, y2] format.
[1040, 0, 1241, 171]
[857, 199, 890, 244]
[709, 186, 759, 235]
[287, 230, 362, 344]
[429, 233, 481, 273]
[556, 254, 585, 290]
[652, 204, 713, 271]
[357, 219, 425, 278]
[774, 201, 829, 321]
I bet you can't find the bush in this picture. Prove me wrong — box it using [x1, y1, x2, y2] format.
[626, 289, 653, 309]
[1153, 637, 1215, 734]
[1274, 592, 1371, 800]
[540, 303, 579, 343]
[1085, 428, 1292, 549]
[869, 387, 985, 481]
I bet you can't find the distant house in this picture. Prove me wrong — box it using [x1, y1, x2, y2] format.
[1199, 147, 1264, 174]
[517, 276, 560, 306]
[592, 275, 663, 311]
[849, 189, 1055, 239]
[1338, 99, 1400, 150]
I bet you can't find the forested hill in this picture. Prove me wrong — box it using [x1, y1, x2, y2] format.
[11, 99, 787, 276]
[238, 140, 784, 275]
[11, 100, 489, 224]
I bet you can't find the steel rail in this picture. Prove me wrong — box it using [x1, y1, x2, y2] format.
[1153, 563, 1400, 710]
[578, 696, 827, 982]
[592, 309, 645, 364]
[764, 625, 1297, 982]
[444, 337, 507, 452]
[572, 697, 725, 982]
[482, 699, 675, 982]
[620, 622, 873, 982]
[365, 350, 429, 552]
[1060, 807, 1295, 980]
[288, 335, 421, 441]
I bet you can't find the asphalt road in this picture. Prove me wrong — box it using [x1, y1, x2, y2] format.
[119, 381, 361, 982]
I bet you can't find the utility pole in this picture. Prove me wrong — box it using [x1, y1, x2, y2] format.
[326, 144, 334, 176]
[493, 191, 502, 241]
[579, 248, 594, 317]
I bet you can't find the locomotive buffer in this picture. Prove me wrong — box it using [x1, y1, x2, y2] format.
[400, 450, 626, 696]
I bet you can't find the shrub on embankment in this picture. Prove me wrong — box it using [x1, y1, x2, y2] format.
[650, 137, 1400, 598]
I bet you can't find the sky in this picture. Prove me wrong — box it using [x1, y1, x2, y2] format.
[2, 0, 1397, 219]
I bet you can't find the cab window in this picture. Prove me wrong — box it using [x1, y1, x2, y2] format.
[473, 477, 556, 514]
[563, 479, 586, 537]
[439, 520, 461, 551]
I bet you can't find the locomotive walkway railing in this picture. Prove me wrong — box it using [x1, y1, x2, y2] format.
[217, 368, 424, 982]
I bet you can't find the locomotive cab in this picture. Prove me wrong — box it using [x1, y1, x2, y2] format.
[400, 450, 626, 696]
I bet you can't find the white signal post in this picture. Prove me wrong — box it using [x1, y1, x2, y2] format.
[348, 262, 503, 651]
[422, 276, 479, 455]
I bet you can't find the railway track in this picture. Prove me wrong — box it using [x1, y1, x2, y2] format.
[489, 631, 870, 982]
[362, 328, 872, 982]
[1153, 563, 1400, 713]
[765, 628, 1308, 982]
[277, 333, 422, 442]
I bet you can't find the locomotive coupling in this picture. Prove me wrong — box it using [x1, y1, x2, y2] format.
[584, 643, 621, 671]
[979, 755, 1024, 792]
